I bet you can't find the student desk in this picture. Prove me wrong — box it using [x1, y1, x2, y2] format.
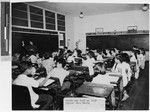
[75, 82, 115, 107]
[76, 72, 123, 107]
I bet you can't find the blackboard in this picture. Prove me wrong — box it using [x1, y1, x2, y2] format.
[12, 32, 58, 54]
[86, 34, 149, 51]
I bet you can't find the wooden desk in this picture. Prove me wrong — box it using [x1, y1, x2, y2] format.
[75, 82, 115, 107]
[76, 82, 113, 97]
[91, 72, 123, 106]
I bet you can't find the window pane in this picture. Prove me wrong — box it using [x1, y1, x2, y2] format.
[31, 21, 43, 28]
[46, 17, 55, 24]
[12, 18, 28, 26]
[30, 14, 43, 22]
[12, 9, 28, 19]
[46, 24, 55, 30]
[30, 6, 43, 15]
[58, 25, 65, 31]
[45, 11, 55, 18]
[57, 14, 65, 20]
[12, 3, 27, 11]
[57, 20, 65, 26]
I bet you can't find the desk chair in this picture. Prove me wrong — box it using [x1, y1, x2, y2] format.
[12, 85, 33, 110]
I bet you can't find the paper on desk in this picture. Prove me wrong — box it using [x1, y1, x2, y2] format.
[92, 74, 119, 85]
[37, 78, 55, 86]
[92, 75, 110, 84]
[93, 88, 106, 94]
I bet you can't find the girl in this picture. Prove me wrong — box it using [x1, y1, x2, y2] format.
[112, 54, 131, 101]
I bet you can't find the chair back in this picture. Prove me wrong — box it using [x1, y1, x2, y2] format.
[12, 85, 33, 110]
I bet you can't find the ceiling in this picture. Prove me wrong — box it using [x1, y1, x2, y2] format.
[27, 2, 144, 16]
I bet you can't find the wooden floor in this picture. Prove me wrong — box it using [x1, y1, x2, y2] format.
[117, 61, 149, 110]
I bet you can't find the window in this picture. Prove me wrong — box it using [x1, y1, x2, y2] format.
[57, 14, 65, 31]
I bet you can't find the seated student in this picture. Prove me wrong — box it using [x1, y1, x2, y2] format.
[110, 48, 116, 57]
[137, 48, 146, 70]
[12, 61, 53, 110]
[82, 53, 95, 76]
[36, 53, 43, 68]
[96, 51, 103, 61]
[72, 49, 78, 58]
[139, 48, 146, 69]
[28, 52, 38, 64]
[42, 52, 55, 74]
[106, 49, 111, 57]
[67, 51, 75, 64]
[12, 54, 20, 70]
[111, 54, 131, 101]
[47, 58, 69, 87]
[130, 50, 139, 79]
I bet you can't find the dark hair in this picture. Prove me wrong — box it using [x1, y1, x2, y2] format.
[88, 51, 96, 59]
[64, 47, 68, 49]
[115, 54, 123, 63]
[56, 58, 66, 68]
[121, 53, 130, 63]
[110, 48, 115, 54]
[43, 52, 50, 59]
[38, 53, 43, 58]
[140, 48, 146, 55]
[18, 61, 33, 73]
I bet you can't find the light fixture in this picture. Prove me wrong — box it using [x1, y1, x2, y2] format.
[79, 12, 84, 18]
[142, 4, 149, 11]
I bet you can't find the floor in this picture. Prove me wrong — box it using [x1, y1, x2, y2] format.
[117, 61, 149, 110]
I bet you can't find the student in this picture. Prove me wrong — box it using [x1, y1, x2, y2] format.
[139, 48, 146, 69]
[28, 52, 38, 64]
[106, 49, 111, 57]
[13, 61, 53, 109]
[110, 48, 116, 57]
[96, 51, 103, 61]
[82, 53, 95, 76]
[130, 50, 140, 79]
[137, 48, 146, 70]
[67, 52, 75, 64]
[42, 52, 55, 74]
[47, 58, 69, 87]
[111, 54, 131, 101]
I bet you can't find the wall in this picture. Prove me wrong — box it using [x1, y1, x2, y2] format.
[65, 15, 74, 50]
[73, 10, 149, 52]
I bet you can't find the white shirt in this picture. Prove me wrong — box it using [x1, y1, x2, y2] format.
[29, 55, 37, 63]
[121, 62, 132, 87]
[48, 68, 69, 86]
[130, 55, 137, 63]
[137, 54, 145, 69]
[112, 62, 131, 87]
[67, 56, 74, 63]
[96, 54, 103, 61]
[42, 58, 54, 74]
[13, 74, 39, 108]
[82, 58, 95, 75]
